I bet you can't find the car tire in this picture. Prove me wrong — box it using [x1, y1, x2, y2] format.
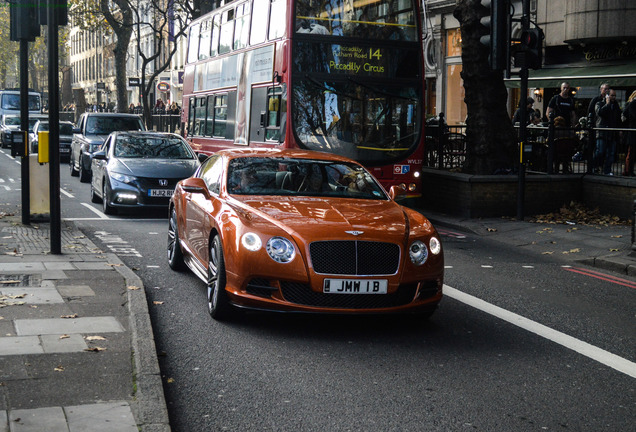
[167, 208, 186, 271]
[207, 235, 233, 320]
[79, 154, 90, 183]
[70, 154, 79, 176]
[90, 182, 101, 203]
[102, 182, 116, 215]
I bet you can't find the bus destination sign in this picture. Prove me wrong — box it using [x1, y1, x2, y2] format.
[330, 46, 388, 76]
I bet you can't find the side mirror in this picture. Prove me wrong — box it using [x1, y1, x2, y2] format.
[197, 153, 209, 163]
[92, 150, 107, 161]
[180, 177, 208, 195]
[388, 185, 407, 201]
[72, 127, 80, 134]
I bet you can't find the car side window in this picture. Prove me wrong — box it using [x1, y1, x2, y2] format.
[200, 155, 223, 194]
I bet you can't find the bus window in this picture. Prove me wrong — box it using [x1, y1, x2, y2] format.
[211, 14, 221, 57]
[187, 23, 201, 63]
[194, 97, 207, 136]
[250, 0, 268, 45]
[188, 97, 196, 136]
[213, 95, 228, 137]
[234, 2, 250, 50]
[199, 19, 211, 60]
[269, 0, 286, 40]
[265, 86, 283, 142]
[219, 9, 234, 54]
[206, 95, 216, 136]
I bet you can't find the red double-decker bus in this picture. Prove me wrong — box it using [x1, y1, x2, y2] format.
[182, 0, 425, 197]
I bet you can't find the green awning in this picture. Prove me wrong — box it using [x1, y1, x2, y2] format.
[505, 61, 636, 88]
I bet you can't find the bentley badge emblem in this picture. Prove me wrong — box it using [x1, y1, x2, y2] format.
[159, 179, 168, 186]
[345, 231, 364, 236]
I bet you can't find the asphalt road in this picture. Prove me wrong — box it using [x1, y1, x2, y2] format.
[1, 150, 634, 431]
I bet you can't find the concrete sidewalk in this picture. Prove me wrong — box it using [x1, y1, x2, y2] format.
[0, 214, 169, 432]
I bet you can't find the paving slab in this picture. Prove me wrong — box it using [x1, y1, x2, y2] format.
[0, 336, 42, 355]
[14, 317, 125, 336]
[40, 334, 88, 353]
[65, 402, 137, 432]
[55, 285, 95, 297]
[0, 288, 64, 304]
[8, 406, 69, 432]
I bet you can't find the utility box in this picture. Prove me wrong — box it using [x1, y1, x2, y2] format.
[38, 131, 49, 163]
[29, 154, 50, 221]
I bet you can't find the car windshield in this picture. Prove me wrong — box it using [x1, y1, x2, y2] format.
[4, 116, 20, 126]
[85, 116, 144, 135]
[114, 135, 195, 159]
[227, 157, 387, 199]
[37, 123, 74, 135]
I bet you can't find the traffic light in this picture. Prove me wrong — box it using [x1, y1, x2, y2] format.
[478, 0, 509, 70]
[10, 0, 40, 41]
[518, 28, 544, 70]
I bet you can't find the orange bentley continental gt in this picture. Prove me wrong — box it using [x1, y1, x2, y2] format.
[167, 148, 443, 320]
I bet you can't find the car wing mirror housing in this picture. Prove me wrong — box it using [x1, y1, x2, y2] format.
[388, 185, 407, 201]
[92, 150, 107, 160]
[180, 177, 208, 195]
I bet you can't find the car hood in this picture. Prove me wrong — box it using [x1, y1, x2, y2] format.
[114, 159, 199, 178]
[82, 135, 109, 145]
[236, 197, 412, 241]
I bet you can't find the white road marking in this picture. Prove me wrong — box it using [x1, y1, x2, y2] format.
[79, 203, 108, 219]
[443, 285, 636, 379]
[60, 188, 74, 198]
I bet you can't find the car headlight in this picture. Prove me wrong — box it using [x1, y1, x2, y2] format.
[409, 240, 428, 266]
[266, 237, 295, 263]
[241, 233, 262, 252]
[429, 237, 442, 255]
[110, 172, 137, 184]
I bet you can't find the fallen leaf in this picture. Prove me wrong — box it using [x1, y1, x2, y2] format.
[542, 251, 554, 255]
[569, 248, 580, 253]
[85, 336, 107, 341]
[611, 235, 623, 238]
[106, 263, 122, 267]
[166, 377, 175, 383]
[153, 301, 164, 305]
[60, 314, 78, 319]
[84, 347, 106, 352]
[59, 334, 70, 339]
[127, 285, 141, 291]
[54, 365, 65, 372]
[609, 248, 620, 252]
[486, 228, 497, 232]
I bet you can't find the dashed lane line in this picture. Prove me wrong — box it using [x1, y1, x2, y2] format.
[444, 284, 636, 379]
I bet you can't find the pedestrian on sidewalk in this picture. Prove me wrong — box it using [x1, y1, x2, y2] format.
[594, 88, 622, 175]
[622, 90, 636, 176]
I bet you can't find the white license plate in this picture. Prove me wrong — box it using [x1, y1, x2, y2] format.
[323, 278, 388, 294]
[149, 189, 173, 197]
[60, 148, 70, 153]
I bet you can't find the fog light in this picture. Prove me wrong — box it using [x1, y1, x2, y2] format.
[408, 183, 417, 192]
[116, 193, 137, 203]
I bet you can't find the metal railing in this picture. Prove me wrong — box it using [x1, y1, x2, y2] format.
[424, 112, 635, 177]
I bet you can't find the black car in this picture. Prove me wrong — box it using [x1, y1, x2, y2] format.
[0, 115, 20, 148]
[71, 112, 146, 182]
[90, 131, 200, 215]
[30, 120, 75, 161]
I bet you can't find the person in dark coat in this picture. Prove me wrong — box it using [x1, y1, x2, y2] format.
[594, 89, 622, 175]
[622, 90, 636, 176]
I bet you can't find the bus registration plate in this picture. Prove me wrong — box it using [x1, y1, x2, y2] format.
[323, 278, 387, 294]
[149, 189, 173, 197]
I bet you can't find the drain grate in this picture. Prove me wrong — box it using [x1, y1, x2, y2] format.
[0, 274, 42, 287]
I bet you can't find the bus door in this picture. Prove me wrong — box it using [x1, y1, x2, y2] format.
[250, 85, 285, 144]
